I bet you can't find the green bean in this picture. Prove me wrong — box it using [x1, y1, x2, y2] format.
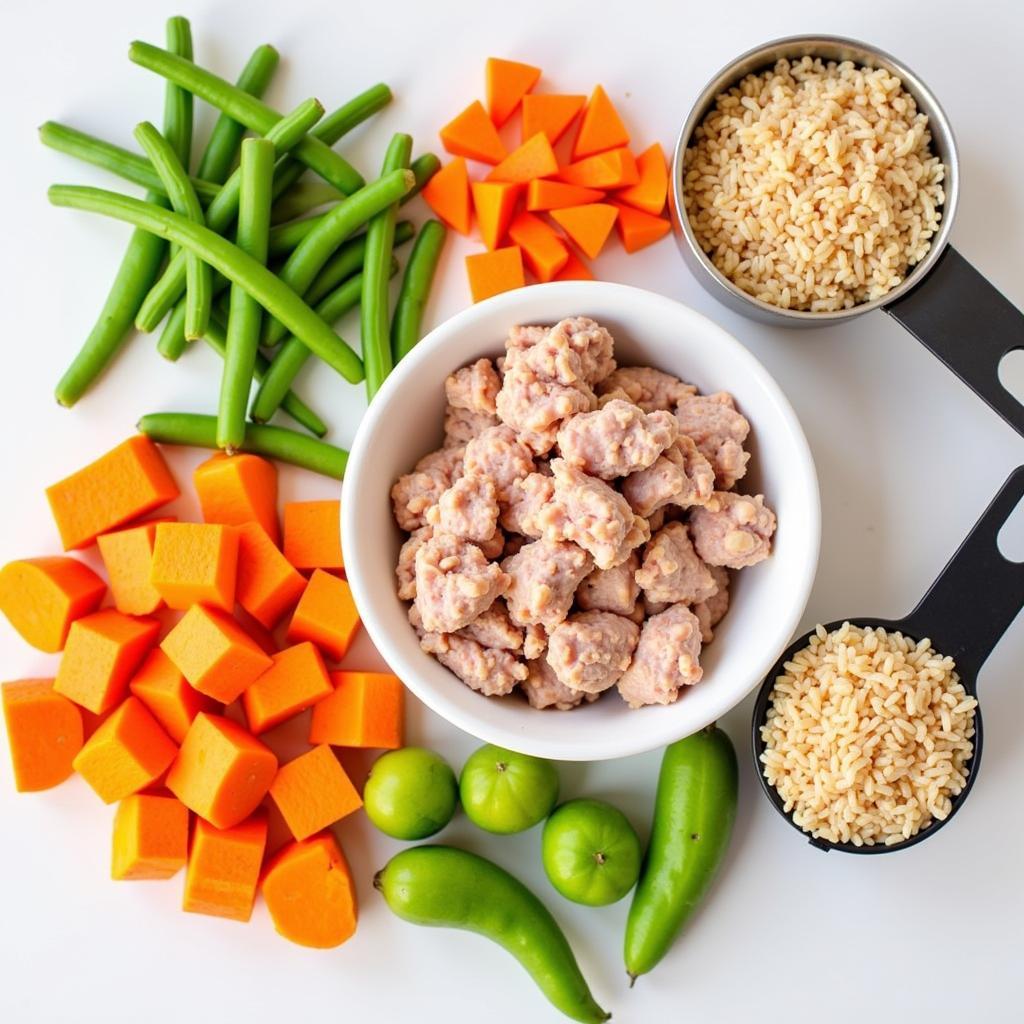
[306, 220, 414, 305]
[392, 219, 446, 363]
[129, 41, 363, 196]
[196, 44, 279, 183]
[270, 183, 342, 225]
[406, 152, 441, 199]
[218, 138, 274, 451]
[262, 168, 414, 346]
[134, 122, 211, 339]
[135, 97, 324, 333]
[138, 413, 346, 478]
[156, 299, 189, 361]
[50, 185, 364, 383]
[163, 17, 193, 169]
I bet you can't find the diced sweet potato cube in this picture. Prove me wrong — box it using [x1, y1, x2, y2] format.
[2, 679, 84, 791]
[282, 501, 343, 571]
[193, 453, 279, 545]
[129, 648, 217, 744]
[286, 570, 361, 662]
[309, 671, 404, 749]
[97, 522, 168, 616]
[111, 793, 189, 880]
[150, 522, 239, 612]
[269, 745, 362, 841]
[243, 642, 332, 735]
[236, 522, 306, 629]
[183, 813, 267, 922]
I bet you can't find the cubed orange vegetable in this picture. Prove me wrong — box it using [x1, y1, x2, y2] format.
[471, 181, 520, 252]
[167, 712, 278, 829]
[611, 200, 672, 252]
[129, 648, 216, 744]
[553, 249, 595, 281]
[161, 605, 272, 704]
[508, 211, 569, 282]
[465, 246, 526, 303]
[557, 148, 639, 190]
[46, 435, 179, 550]
[486, 133, 559, 185]
[286, 570, 361, 662]
[261, 834, 357, 948]
[309, 671, 404, 749]
[485, 58, 540, 127]
[439, 100, 507, 165]
[236, 521, 306, 630]
[269, 745, 362, 841]
[0, 557, 106, 652]
[2, 679, 84, 792]
[55, 609, 161, 714]
[97, 520, 170, 616]
[193, 452, 279, 545]
[550, 203, 618, 259]
[281, 500, 343, 572]
[526, 179, 604, 212]
[614, 142, 668, 216]
[572, 84, 630, 160]
[111, 793, 189, 880]
[521, 93, 585, 146]
[243, 642, 332, 735]
[422, 157, 472, 235]
[183, 813, 267, 922]
[150, 522, 239, 612]
[72, 696, 178, 803]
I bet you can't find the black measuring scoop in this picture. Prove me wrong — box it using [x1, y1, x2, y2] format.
[751, 466, 1024, 853]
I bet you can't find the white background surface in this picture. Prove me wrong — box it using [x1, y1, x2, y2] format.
[2, 0, 1022, 1021]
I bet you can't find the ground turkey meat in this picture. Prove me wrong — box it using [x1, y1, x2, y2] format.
[597, 366, 696, 411]
[521, 657, 595, 710]
[522, 622, 548, 660]
[396, 526, 432, 600]
[501, 538, 593, 630]
[446, 358, 501, 415]
[689, 492, 776, 569]
[694, 566, 730, 643]
[444, 405, 499, 447]
[622, 435, 715, 517]
[415, 532, 510, 633]
[426, 475, 500, 543]
[500, 472, 555, 536]
[391, 445, 465, 531]
[635, 523, 719, 605]
[456, 599, 523, 651]
[617, 604, 703, 708]
[420, 631, 527, 696]
[509, 317, 616, 385]
[675, 392, 750, 489]
[576, 554, 641, 616]
[463, 424, 536, 505]
[547, 611, 640, 694]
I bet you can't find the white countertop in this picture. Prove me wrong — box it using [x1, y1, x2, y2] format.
[2, 0, 1022, 1020]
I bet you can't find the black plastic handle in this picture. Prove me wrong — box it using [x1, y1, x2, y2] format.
[899, 466, 1024, 684]
[885, 246, 1024, 437]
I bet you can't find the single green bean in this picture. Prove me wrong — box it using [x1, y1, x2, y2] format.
[50, 185, 364, 383]
[129, 41, 363, 196]
[406, 152, 441, 200]
[306, 220, 414, 305]
[392, 219, 446, 362]
[156, 299, 189, 361]
[163, 17, 193, 169]
[218, 139, 274, 451]
[270, 183, 342, 225]
[138, 413, 347, 478]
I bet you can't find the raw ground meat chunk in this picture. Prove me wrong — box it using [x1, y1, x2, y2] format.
[556, 400, 678, 479]
[392, 445, 465, 531]
[576, 554, 640, 616]
[635, 523, 719, 605]
[617, 604, 703, 708]
[396, 526, 432, 600]
[622, 435, 715, 517]
[456, 599, 523, 651]
[690, 492, 776, 569]
[509, 317, 616, 385]
[501, 538, 593, 630]
[597, 366, 696, 411]
[420, 631, 527, 696]
[547, 611, 640, 694]
[523, 623, 548, 660]
[694, 566, 730, 643]
[675, 392, 750, 489]
[426, 475, 500, 543]
[444, 405, 499, 447]
[500, 472, 555, 536]
[476, 528, 506, 561]
[415, 532, 510, 633]
[446, 358, 501, 415]
[521, 657, 595, 710]
[463, 425, 536, 504]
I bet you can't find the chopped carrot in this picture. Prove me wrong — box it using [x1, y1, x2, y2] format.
[193, 452, 279, 545]
[269, 744, 362, 841]
[281, 500, 343, 572]
[111, 793, 189, 880]
[286, 569, 361, 662]
[526, 179, 604, 212]
[55, 609, 160, 714]
[72, 696, 178, 803]
[572, 84, 630, 160]
[439, 100, 507, 164]
[261, 834, 357, 948]
[46, 435, 179, 550]
[236, 521, 306, 629]
[486, 133, 558, 185]
[521, 93, 586, 146]
[167, 712, 278, 829]
[471, 181, 520, 251]
[614, 142, 668, 216]
[508, 211, 569, 282]
[150, 522, 239, 612]
[183, 813, 267, 922]
[161, 605, 272, 704]
[0, 557, 105, 652]
[553, 249, 595, 281]
[97, 522, 166, 616]
[557, 148, 639, 189]
[2, 679, 84, 791]
[422, 157, 472, 235]
[611, 200, 672, 252]
[465, 246, 526, 303]
[309, 671, 404, 749]
[485, 58, 541, 127]
[549, 203, 619, 259]
[243, 642, 332, 735]
[129, 648, 217, 744]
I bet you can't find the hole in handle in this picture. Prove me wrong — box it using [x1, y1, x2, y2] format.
[997, 349, 1024, 410]
[996, 487, 1024, 564]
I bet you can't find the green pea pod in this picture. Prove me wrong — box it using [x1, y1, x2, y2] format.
[375, 846, 609, 1024]
[624, 725, 738, 983]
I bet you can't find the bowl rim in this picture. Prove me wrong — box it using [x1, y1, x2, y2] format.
[342, 281, 821, 760]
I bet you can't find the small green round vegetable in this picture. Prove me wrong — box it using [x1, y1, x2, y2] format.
[392, 218, 446, 362]
[459, 744, 559, 835]
[542, 799, 641, 907]
[375, 846, 609, 1023]
[364, 748, 458, 840]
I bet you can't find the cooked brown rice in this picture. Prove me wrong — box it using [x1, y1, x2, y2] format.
[760, 622, 976, 847]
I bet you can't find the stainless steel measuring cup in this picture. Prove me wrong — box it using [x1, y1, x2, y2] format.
[750, 466, 1024, 853]
[670, 34, 1024, 435]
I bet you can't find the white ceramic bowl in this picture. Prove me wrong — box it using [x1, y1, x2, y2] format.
[342, 282, 820, 761]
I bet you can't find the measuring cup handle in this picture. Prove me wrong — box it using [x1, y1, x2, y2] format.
[885, 246, 1024, 438]
[901, 466, 1024, 681]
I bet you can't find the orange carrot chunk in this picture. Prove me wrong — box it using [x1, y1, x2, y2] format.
[55, 609, 161, 714]
[183, 813, 267, 922]
[0, 557, 106, 652]
[97, 522, 167, 616]
[269, 744, 362, 841]
[572, 84, 630, 160]
[471, 181, 520, 252]
[193, 452, 279, 545]
[111, 793, 189, 880]
[508, 211, 569, 282]
[167, 712, 278, 829]
[286, 569, 362, 662]
[2, 679, 84, 792]
[422, 157, 472, 236]
[485, 58, 541, 127]
[236, 522, 306, 630]
[526, 179, 604, 212]
[46, 435, 179, 551]
[553, 249, 595, 281]
[614, 142, 669, 216]
[150, 522, 239, 612]
[611, 200, 672, 252]
[243, 642, 332, 735]
[161, 605, 272, 704]
[465, 246, 526, 303]
[72, 696, 178, 803]
[129, 648, 217, 744]
[558, 148, 639, 190]
[486, 133, 558, 185]
[309, 671, 404, 749]
[521, 93, 586, 146]
[281, 500, 343, 572]
[439, 100, 507, 165]
[550, 203, 619, 259]
[261, 834, 358, 948]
